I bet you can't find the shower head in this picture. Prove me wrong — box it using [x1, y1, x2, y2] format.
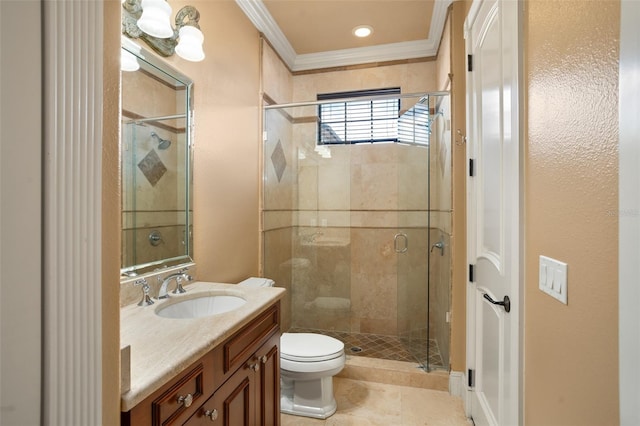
[150, 131, 171, 150]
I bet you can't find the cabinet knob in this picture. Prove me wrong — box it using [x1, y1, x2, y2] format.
[260, 355, 268, 364]
[249, 363, 260, 372]
[204, 409, 218, 421]
[177, 393, 193, 408]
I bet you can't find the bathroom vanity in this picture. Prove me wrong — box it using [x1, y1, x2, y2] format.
[120, 282, 285, 425]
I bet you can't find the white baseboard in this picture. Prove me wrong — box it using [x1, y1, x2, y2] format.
[449, 370, 465, 397]
[450, 370, 474, 418]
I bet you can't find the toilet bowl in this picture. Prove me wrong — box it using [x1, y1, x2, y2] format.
[280, 332, 345, 419]
[237, 277, 345, 419]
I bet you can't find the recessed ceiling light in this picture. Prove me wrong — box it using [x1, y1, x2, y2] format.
[353, 25, 373, 38]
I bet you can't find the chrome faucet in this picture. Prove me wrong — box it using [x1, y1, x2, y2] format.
[157, 268, 192, 299]
[134, 278, 154, 306]
[431, 241, 445, 256]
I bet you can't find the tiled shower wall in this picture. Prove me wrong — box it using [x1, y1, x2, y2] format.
[263, 106, 296, 330]
[263, 103, 452, 367]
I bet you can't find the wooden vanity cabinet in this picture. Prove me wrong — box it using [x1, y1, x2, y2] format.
[184, 332, 280, 426]
[122, 303, 281, 426]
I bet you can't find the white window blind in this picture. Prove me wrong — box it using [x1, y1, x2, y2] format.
[318, 88, 401, 144]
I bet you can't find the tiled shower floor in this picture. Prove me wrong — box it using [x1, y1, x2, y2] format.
[287, 328, 445, 369]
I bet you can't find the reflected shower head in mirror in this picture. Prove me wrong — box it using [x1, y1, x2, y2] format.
[150, 131, 171, 150]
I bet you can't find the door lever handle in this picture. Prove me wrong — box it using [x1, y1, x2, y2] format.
[483, 293, 511, 313]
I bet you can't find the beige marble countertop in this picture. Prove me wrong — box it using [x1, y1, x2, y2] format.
[120, 281, 285, 412]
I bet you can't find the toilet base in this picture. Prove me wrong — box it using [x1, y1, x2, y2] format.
[280, 375, 337, 419]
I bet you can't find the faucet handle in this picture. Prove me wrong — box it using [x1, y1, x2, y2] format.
[134, 278, 148, 288]
[173, 274, 192, 294]
[134, 278, 154, 306]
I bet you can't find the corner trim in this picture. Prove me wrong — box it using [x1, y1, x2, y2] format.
[234, 0, 296, 68]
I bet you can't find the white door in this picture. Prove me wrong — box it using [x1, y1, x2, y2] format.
[465, 0, 521, 425]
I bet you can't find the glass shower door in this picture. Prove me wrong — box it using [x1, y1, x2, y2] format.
[396, 135, 431, 369]
[396, 94, 451, 371]
[427, 94, 452, 370]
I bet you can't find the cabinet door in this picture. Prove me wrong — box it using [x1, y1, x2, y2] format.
[185, 366, 255, 426]
[255, 333, 280, 426]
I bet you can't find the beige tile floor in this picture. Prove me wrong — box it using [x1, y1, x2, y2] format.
[281, 377, 472, 426]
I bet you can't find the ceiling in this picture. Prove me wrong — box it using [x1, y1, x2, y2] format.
[235, 0, 453, 72]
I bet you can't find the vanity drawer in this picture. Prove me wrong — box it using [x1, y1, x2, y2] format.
[122, 356, 214, 426]
[151, 363, 204, 426]
[223, 303, 280, 375]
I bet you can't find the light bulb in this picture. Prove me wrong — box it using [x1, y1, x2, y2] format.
[175, 26, 205, 62]
[137, 0, 173, 39]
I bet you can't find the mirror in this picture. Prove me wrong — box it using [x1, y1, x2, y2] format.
[120, 39, 194, 276]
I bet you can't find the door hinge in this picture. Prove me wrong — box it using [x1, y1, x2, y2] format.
[469, 264, 476, 283]
[468, 369, 475, 388]
[469, 159, 475, 177]
[467, 54, 473, 72]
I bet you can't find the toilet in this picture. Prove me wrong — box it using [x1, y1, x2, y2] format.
[279, 332, 345, 419]
[237, 277, 346, 419]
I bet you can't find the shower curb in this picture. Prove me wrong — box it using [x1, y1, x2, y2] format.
[337, 356, 449, 391]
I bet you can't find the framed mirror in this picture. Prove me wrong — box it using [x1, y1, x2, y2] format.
[120, 38, 194, 277]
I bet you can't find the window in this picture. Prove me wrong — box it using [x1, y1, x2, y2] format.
[317, 88, 401, 145]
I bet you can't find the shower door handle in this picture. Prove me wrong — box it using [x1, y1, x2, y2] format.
[394, 233, 408, 253]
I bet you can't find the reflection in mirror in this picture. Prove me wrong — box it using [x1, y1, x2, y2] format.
[121, 39, 193, 277]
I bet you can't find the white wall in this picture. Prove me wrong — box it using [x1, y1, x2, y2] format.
[0, 1, 42, 425]
[619, 1, 640, 423]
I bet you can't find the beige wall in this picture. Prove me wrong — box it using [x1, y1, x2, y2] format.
[262, 40, 294, 105]
[434, 0, 469, 373]
[436, 7, 452, 93]
[102, 0, 121, 423]
[293, 60, 437, 102]
[524, 1, 620, 424]
[145, 0, 262, 283]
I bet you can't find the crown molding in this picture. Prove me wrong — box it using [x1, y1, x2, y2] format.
[236, 0, 453, 72]
[429, 0, 453, 42]
[293, 39, 437, 71]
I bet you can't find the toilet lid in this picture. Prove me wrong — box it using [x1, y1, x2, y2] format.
[280, 333, 344, 362]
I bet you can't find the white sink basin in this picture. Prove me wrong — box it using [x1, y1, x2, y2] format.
[156, 294, 246, 319]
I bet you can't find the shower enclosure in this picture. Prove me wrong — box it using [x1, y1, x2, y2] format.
[262, 93, 451, 371]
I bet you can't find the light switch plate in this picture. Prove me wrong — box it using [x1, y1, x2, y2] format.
[539, 255, 568, 304]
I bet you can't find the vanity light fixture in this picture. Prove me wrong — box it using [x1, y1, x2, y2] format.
[122, 0, 205, 62]
[353, 25, 373, 38]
